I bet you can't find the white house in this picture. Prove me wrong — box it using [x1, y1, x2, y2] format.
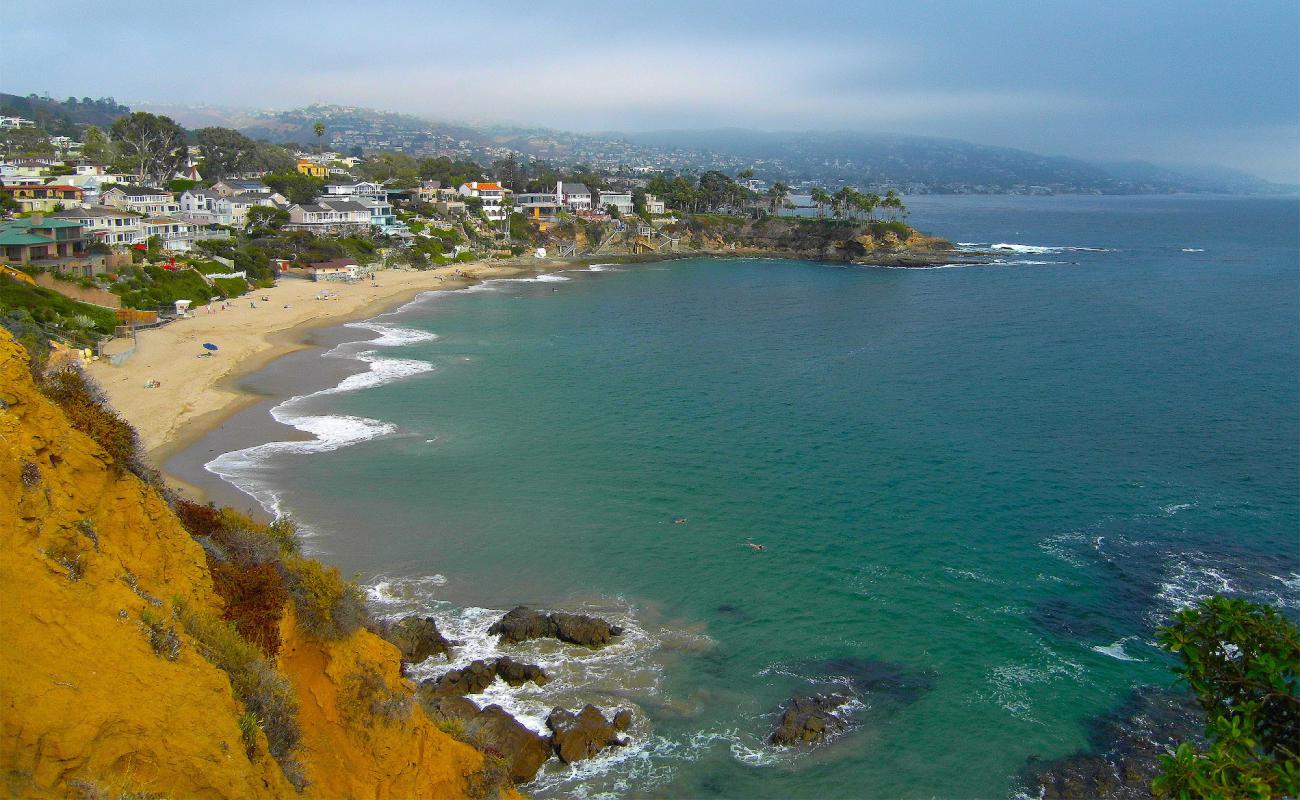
[457, 181, 507, 221]
[141, 215, 227, 252]
[179, 189, 221, 216]
[556, 181, 592, 212]
[644, 193, 666, 214]
[515, 192, 562, 221]
[211, 179, 273, 198]
[100, 186, 180, 216]
[597, 190, 634, 216]
[323, 181, 387, 202]
[284, 200, 371, 233]
[49, 206, 145, 247]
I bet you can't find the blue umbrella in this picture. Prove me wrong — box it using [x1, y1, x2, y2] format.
[202, 342, 219, 351]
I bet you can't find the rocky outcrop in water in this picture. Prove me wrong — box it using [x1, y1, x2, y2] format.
[1023, 687, 1204, 799]
[488, 606, 624, 647]
[378, 614, 454, 664]
[546, 704, 632, 763]
[419, 657, 552, 698]
[769, 693, 852, 746]
[416, 693, 552, 784]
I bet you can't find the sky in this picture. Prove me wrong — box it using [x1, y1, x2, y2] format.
[3, 0, 1298, 181]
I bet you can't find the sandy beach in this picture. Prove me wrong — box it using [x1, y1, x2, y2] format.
[89, 260, 571, 481]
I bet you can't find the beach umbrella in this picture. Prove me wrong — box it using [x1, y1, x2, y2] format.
[202, 342, 218, 351]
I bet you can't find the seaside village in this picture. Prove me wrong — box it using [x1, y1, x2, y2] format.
[0, 113, 698, 368]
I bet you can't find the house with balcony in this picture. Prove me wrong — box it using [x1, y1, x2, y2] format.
[141, 216, 227, 252]
[179, 188, 221, 217]
[515, 192, 562, 222]
[0, 215, 88, 265]
[100, 186, 180, 216]
[323, 181, 387, 202]
[348, 197, 409, 237]
[597, 190, 634, 216]
[284, 200, 371, 234]
[0, 183, 86, 213]
[50, 206, 145, 247]
[644, 193, 666, 214]
[556, 181, 592, 212]
[458, 181, 507, 221]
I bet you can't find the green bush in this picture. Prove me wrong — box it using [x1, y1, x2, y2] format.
[39, 366, 144, 478]
[0, 275, 117, 337]
[1154, 597, 1300, 798]
[284, 557, 369, 641]
[212, 276, 250, 298]
[176, 602, 305, 789]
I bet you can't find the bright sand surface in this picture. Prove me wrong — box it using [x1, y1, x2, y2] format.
[89, 261, 568, 486]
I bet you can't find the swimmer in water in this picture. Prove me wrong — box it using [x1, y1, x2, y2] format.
[673, 518, 687, 525]
[745, 541, 765, 551]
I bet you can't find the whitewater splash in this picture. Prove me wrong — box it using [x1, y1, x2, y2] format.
[364, 575, 724, 796]
[204, 320, 437, 520]
[990, 243, 1110, 254]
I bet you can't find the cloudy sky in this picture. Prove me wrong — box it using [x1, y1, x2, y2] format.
[4, 1, 1297, 181]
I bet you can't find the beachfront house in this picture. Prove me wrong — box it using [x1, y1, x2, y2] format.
[284, 200, 372, 234]
[179, 188, 221, 217]
[141, 215, 227, 252]
[457, 181, 507, 221]
[597, 190, 634, 216]
[280, 257, 360, 282]
[100, 186, 180, 216]
[415, 180, 442, 203]
[644, 193, 666, 214]
[0, 183, 86, 213]
[556, 181, 592, 212]
[0, 214, 88, 265]
[515, 191, 562, 222]
[49, 206, 145, 247]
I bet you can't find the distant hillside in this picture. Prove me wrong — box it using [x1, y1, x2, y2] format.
[0, 93, 130, 135]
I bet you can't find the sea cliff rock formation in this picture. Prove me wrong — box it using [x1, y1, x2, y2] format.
[0, 331, 519, 799]
[488, 605, 624, 647]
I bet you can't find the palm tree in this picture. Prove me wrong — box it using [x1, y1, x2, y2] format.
[810, 187, 831, 218]
[882, 189, 906, 219]
[832, 187, 856, 220]
[860, 192, 881, 221]
[312, 122, 326, 153]
[766, 182, 790, 215]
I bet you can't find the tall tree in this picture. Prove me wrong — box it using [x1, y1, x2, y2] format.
[80, 125, 112, 162]
[767, 182, 790, 214]
[195, 127, 256, 180]
[110, 112, 188, 186]
[810, 187, 832, 218]
[312, 122, 326, 151]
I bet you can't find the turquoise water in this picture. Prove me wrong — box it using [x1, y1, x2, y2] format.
[208, 196, 1299, 798]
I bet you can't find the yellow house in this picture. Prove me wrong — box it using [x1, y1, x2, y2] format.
[296, 159, 329, 179]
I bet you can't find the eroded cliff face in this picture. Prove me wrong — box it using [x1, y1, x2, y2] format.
[0, 333, 502, 799]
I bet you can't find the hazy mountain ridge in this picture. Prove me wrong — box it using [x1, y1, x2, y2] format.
[30, 95, 1300, 194]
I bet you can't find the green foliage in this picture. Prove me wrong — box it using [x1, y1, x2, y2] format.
[244, 205, 289, 236]
[1154, 597, 1300, 798]
[167, 178, 197, 193]
[111, 265, 218, 309]
[0, 275, 118, 337]
[39, 366, 142, 477]
[212, 276, 250, 299]
[508, 212, 533, 243]
[262, 171, 324, 204]
[340, 666, 411, 727]
[195, 127, 257, 179]
[110, 112, 188, 186]
[284, 557, 369, 641]
[175, 601, 305, 789]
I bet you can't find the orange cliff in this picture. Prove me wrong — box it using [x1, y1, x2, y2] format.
[0, 331, 515, 799]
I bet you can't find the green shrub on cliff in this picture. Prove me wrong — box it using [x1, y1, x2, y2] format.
[175, 600, 306, 789]
[1154, 597, 1300, 798]
[284, 557, 370, 641]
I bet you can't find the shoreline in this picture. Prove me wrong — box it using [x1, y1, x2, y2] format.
[94, 247, 971, 501]
[90, 258, 581, 497]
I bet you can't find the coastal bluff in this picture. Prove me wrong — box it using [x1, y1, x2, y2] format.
[0, 332, 519, 799]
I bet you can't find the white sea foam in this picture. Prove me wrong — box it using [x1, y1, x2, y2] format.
[203, 321, 436, 518]
[979, 638, 1084, 722]
[586, 263, 618, 272]
[1092, 637, 1143, 662]
[990, 243, 1110, 254]
[1160, 502, 1195, 516]
[1181, 248, 1205, 252]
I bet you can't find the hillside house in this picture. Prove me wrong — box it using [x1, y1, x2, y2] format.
[100, 186, 180, 216]
[597, 190, 634, 216]
[0, 183, 86, 213]
[0, 215, 88, 265]
[556, 181, 592, 212]
[296, 159, 329, 179]
[50, 206, 144, 247]
[458, 181, 507, 221]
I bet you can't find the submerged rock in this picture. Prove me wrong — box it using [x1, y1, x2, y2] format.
[768, 693, 851, 746]
[488, 606, 624, 648]
[546, 705, 631, 763]
[1023, 687, 1204, 799]
[494, 655, 551, 687]
[379, 615, 454, 665]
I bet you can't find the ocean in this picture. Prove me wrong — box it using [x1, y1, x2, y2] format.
[181, 195, 1299, 798]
